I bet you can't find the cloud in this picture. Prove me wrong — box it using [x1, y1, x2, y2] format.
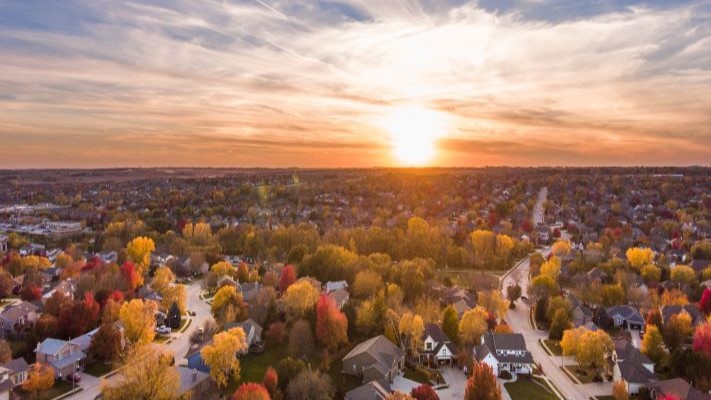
[0, 0, 709, 167]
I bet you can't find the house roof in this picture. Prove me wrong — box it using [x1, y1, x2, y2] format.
[343, 335, 404, 374]
[225, 318, 263, 342]
[177, 367, 210, 395]
[607, 305, 645, 324]
[661, 305, 703, 325]
[0, 301, 38, 321]
[52, 350, 86, 371]
[618, 357, 655, 384]
[422, 324, 449, 343]
[647, 378, 711, 400]
[690, 259, 711, 272]
[479, 332, 534, 364]
[328, 289, 350, 305]
[36, 338, 71, 356]
[345, 380, 391, 400]
[1, 358, 29, 374]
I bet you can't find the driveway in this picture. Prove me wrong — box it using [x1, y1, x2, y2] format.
[437, 367, 467, 400]
[390, 374, 420, 394]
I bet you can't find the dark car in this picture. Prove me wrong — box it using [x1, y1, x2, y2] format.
[67, 373, 81, 383]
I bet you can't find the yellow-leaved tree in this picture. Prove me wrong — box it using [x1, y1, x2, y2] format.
[119, 299, 157, 346]
[22, 363, 54, 398]
[152, 266, 176, 295]
[626, 247, 654, 270]
[477, 290, 509, 321]
[201, 328, 248, 388]
[127, 236, 155, 283]
[210, 261, 233, 277]
[551, 240, 572, 257]
[211, 286, 248, 327]
[398, 312, 425, 355]
[101, 347, 183, 400]
[283, 280, 320, 320]
[459, 306, 489, 346]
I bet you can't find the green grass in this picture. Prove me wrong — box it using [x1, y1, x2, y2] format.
[18, 380, 74, 400]
[84, 361, 114, 377]
[505, 378, 558, 400]
[238, 340, 290, 384]
[404, 367, 430, 384]
[544, 339, 562, 356]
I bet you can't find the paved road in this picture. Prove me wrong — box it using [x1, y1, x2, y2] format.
[72, 281, 212, 400]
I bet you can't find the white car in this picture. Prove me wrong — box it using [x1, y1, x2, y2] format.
[155, 325, 171, 335]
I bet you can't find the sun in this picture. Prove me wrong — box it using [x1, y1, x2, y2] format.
[384, 107, 447, 166]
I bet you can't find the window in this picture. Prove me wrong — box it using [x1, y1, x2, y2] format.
[426, 342, 432, 350]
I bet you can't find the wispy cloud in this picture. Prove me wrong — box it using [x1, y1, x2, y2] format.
[0, 0, 709, 168]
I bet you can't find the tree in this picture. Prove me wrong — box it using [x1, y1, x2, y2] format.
[529, 275, 558, 301]
[626, 247, 654, 270]
[388, 393, 415, 400]
[283, 280, 320, 320]
[211, 261, 233, 277]
[494, 323, 513, 334]
[561, 327, 585, 358]
[670, 265, 696, 285]
[646, 308, 663, 329]
[600, 284, 625, 307]
[212, 286, 248, 326]
[263, 367, 280, 399]
[121, 261, 141, 291]
[692, 323, 711, 359]
[540, 257, 561, 280]
[399, 312, 425, 355]
[478, 291, 508, 320]
[0, 340, 11, 363]
[231, 383, 271, 400]
[22, 363, 55, 398]
[316, 294, 348, 350]
[411, 384, 439, 400]
[0, 269, 14, 298]
[551, 240, 572, 257]
[641, 325, 665, 364]
[546, 296, 572, 322]
[564, 329, 613, 372]
[640, 264, 661, 285]
[506, 284, 522, 308]
[119, 299, 157, 346]
[276, 358, 306, 391]
[549, 308, 572, 341]
[59, 292, 101, 339]
[471, 230, 496, 268]
[152, 266, 176, 295]
[279, 265, 297, 292]
[89, 323, 123, 363]
[267, 322, 287, 344]
[167, 302, 181, 329]
[464, 362, 502, 400]
[700, 289, 711, 314]
[288, 319, 314, 359]
[352, 269, 384, 299]
[201, 327, 248, 388]
[286, 369, 334, 400]
[664, 312, 693, 351]
[356, 296, 386, 337]
[612, 379, 629, 400]
[442, 305, 459, 345]
[162, 284, 187, 315]
[126, 236, 155, 282]
[459, 307, 488, 347]
[101, 347, 182, 400]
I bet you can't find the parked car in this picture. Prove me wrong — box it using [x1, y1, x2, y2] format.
[188, 310, 197, 316]
[67, 373, 81, 383]
[156, 325, 171, 335]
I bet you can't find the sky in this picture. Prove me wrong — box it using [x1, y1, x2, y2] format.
[0, 0, 709, 168]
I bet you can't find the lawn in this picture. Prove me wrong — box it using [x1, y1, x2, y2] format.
[404, 367, 430, 384]
[504, 377, 558, 400]
[543, 339, 562, 356]
[84, 361, 114, 377]
[173, 318, 190, 333]
[18, 380, 75, 400]
[562, 365, 599, 384]
[153, 335, 170, 344]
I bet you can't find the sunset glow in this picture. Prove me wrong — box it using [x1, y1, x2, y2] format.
[385, 107, 447, 166]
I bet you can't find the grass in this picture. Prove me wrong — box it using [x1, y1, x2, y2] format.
[84, 361, 114, 377]
[153, 335, 170, 344]
[562, 365, 599, 384]
[404, 367, 430, 384]
[238, 340, 290, 384]
[173, 318, 189, 332]
[18, 380, 74, 400]
[543, 339, 562, 356]
[505, 378, 558, 400]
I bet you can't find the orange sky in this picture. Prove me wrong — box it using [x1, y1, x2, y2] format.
[0, 1, 709, 168]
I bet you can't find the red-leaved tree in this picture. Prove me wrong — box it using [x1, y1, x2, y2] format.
[411, 384, 440, 400]
[59, 292, 100, 339]
[263, 367, 279, 399]
[121, 261, 140, 291]
[464, 363, 502, 400]
[230, 382, 271, 400]
[316, 293, 348, 350]
[279, 265, 296, 293]
[700, 288, 711, 314]
[693, 323, 711, 359]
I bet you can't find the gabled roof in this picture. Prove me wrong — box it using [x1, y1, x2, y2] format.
[0, 301, 38, 321]
[661, 305, 703, 325]
[177, 367, 210, 395]
[422, 324, 449, 343]
[345, 380, 392, 400]
[647, 378, 711, 400]
[36, 338, 72, 356]
[607, 305, 645, 324]
[1, 358, 29, 374]
[343, 335, 404, 373]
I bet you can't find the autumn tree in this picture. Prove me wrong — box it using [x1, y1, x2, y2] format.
[612, 379, 629, 400]
[231, 383, 271, 400]
[641, 325, 666, 364]
[471, 230, 496, 268]
[459, 307, 488, 347]
[288, 319, 314, 359]
[201, 327, 248, 388]
[700, 289, 711, 314]
[352, 269, 384, 299]
[478, 291, 508, 320]
[549, 308, 573, 341]
[464, 362, 502, 400]
[89, 323, 123, 363]
[286, 369, 334, 400]
[121, 261, 141, 291]
[670, 265, 696, 285]
[664, 312, 693, 351]
[0, 340, 11, 363]
[411, 384, 439, 400]
[119, 299, 157, 346]
[59, 292, 101, 339]
[442, 305, 459, 345]
[22, 363, 55, 398]
[101, 347, 182, 400]
[279, 265, 297, 292]
[263, 367, 280, 399]
[316, 294, 348, 350]
[693, 323, 711, 359]
[562, 328, 614, 373]
[506, 284, 522, 308]
[211, 261, 233, 277]
[211, 286, 248, 326]
[529, 275, 558, 301]
[551, 240, 572, 257]
[152, 266, 176, 295]
[283, 280, 320, 320]
[399, 312, 425, 355]
[540, 257, 561, 280]
[626, 247, 654, 270]
[126, 236, 155, 283]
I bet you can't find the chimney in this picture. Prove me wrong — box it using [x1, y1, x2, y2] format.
[192, 369, 197, 382]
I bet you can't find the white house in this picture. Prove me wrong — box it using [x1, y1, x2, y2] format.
[419, 324, 457, 365]
[474, 332, 534, 376]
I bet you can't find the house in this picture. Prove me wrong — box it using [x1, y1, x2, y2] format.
[323, 280, 348, 294]
[0, 358, 29, 387]
[41, 280, 75, 304]
[587, 267, 607, 282]
[606, 305, 645, 330]
[661, 305, 705, 326]
[239, 282, 261, 303]
[345, 380, 392, 400]
[328, 288, 350, 310]
[439, 286, 476, 318]
[0, 301, 39, 337]
[690, 259, 711, 273]
[420, 324, 457, 365]
[225, 319, 263, 353]
[568, 295, 594, 328]
[342, 335, 405, 384]
[186, 345, 211, 374]
[35, 338, 86, 378]
[137, 285, 163, 304]
[474, 332, 534, 376]
[216, 276, 238, 289]
[647, 378, 711, 400]
[0, 366, 11, 400]
[177, 367, 213, 400]
[612, 339, 655, 395]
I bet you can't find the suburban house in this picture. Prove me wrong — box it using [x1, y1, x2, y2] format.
[606, 305, 645, 330]
[239, 282, 261, 303]
[661, 305, 705, 327]
[568, 295, 595, 329]
[612, 339, 656, 395]
[225, 319, 263, 353]
[41, 279, 75, 304]
[216, 276, 239, 289]
[647, 378, 711, 400]
[342, 335, 405, 384]
[328, 288, 350, 310]
[419, 324, 457, 365]
[35, 338, 86, 378]
[0, 366, 11, 400]
[0, 301, 39, 337]
[177, 367, 213, 400]
[439, 286, 476, 318]
[474, 332, 534, 376]
[345, 380, 392, 400]
[0, 358, 29, 387]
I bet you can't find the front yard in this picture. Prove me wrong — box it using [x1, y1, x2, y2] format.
[562, 365, 602, 384]
[84, 361, 114, 377]
[18, 380, 74, 400]
[543, 339, 562, 356]
[504, 377, 558, 400]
